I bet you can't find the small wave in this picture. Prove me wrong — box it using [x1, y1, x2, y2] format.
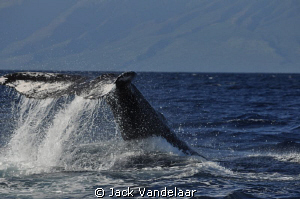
[224, 152, 300, 177]
[223, 114, 286, 127]
[249, 102, 278, 108]
[255, 141, 300, 153]
[270, 152, 300, 164]
[224, 190, 258, 199]
[201, 114, 286, 129]
[292, 125, 300, 131]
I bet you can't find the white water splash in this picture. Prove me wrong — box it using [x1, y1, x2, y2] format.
[0, 94, 208, 176]
[36, 97, 96, 168]
[6, 97, 57, 163]
[1, 95, 186, 174]
[1, 95, 111, 174]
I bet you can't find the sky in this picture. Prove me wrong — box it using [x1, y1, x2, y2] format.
[0, 0, 299, 73]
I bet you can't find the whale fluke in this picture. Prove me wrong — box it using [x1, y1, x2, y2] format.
[0, 72, 87, 99]
[0, 71, 204, 157]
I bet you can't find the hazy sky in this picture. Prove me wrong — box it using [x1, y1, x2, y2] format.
[0, 0, 299, 73]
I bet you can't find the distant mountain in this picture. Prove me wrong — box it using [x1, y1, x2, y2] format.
[0, 0, 299, 73]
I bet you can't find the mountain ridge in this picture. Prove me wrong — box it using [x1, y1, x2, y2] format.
[0, 0, 299, 73]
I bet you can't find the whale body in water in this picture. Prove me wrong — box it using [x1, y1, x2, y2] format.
[0, 71, 203, 157]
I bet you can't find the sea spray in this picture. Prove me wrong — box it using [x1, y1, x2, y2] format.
[6, 96, 57, 164]
[36, 96, 93, 168]
[2, 95, 117, 173]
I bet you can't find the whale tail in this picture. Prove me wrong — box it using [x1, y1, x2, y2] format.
[0, 71, 136, 99]
[1, 71, 204, 157]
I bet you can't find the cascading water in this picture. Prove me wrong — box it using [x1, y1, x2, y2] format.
[1, 95, 122, 174]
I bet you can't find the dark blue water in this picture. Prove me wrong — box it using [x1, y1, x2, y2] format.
[0, 71, 300, 198]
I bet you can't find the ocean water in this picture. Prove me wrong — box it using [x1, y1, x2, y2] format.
[0, 70, 299, 199]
